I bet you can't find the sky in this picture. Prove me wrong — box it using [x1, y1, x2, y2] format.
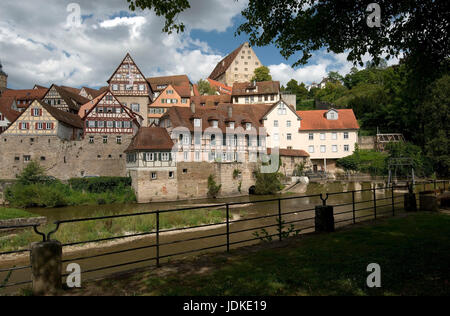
[0, 0, 399, 90]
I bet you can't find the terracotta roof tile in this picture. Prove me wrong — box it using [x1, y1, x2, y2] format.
[147, 75, 191, 92]
[232, 81, 280, 96]
[190, 94, 231, 107]
[125, 126, 174, 152]
[209, 43, 245, 81]
[297, 109, 360, 131]
[207, 78, 232, 95]
[0, 96, 20, 122]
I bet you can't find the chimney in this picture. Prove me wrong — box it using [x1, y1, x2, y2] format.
[191, 102, 196, 114]
[227, 106, 233, 119]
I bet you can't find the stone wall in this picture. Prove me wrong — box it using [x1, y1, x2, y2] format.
[131, 161, 259, 203]
[0, 134, 134, 180]
[358, 136, 376, 150]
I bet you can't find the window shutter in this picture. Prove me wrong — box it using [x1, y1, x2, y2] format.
[39, 109, 43, 116]
[35, 123, 38, 129]
[51, 123, 54, 129]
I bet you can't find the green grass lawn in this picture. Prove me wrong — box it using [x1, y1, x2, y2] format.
[0, 207, 35, 220]
[77, 212, 450, 296]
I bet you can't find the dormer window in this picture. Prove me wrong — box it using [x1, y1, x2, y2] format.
[229, 122, 235, 129]
[326, 109, 339, 120]
[245, 123, 252, 131]
[212, 120, 218, 128]
[194, 119, 201, 127]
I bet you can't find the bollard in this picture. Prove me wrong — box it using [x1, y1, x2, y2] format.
[315, 205, 335, 232]
[404, 193, 417, 212]
[30, 241, 62, 296]
[419, 191, 438, 212]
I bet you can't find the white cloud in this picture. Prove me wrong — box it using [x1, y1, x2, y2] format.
[0, 0, 243, 89]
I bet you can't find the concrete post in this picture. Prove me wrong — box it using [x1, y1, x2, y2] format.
[315, 205, 335, 232]
[30, 241, 62, 296]
[419, 191, 438, 212]
[404, 193, 417, 212]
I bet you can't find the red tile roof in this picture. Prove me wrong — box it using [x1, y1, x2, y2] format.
[190, 94, 231, 107]
[267, 148, 310, 158]
[125, 126, 174, 152]
[1, 88, 48, 108]
[147, 75, 191, 92]
[209, 43, 245, 81]
[0, 96, 20, 122]
[207, 79, 232, 95]
[232, 81, 280, 96]
[297, 109, 360, 131]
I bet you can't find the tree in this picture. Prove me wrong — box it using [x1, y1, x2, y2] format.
[251, 66, 272, 82]
[327, 71, 344, 84]
[197, 79, 217, 95]
[17, 161, 47, 185]
[420, 75, 450, 176]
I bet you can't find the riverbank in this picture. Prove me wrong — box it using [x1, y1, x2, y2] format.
[0, 208, 34, 220]
[65, 212, 450, 296]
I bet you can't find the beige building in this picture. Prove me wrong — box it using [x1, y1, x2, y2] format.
[0, 61, 7, 95]
[232, 81, 281, 105]
[296, 109, 360, 172]
[209, 42, 263, 87]
[107, 53, 153, 127]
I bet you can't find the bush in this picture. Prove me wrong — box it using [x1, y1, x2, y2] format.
[207, 175, 221, 198]
[68, 177, 132, 193]
[254, 170, 283, 195]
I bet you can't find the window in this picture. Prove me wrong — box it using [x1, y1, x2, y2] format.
[320, 133, 326, 140]
[89, 136, 94, 144]
[19, 122, 29, 130]
[112, 84, 119, 91]
[274, 133, 279, 142]
[145, 153, 155, 161]
[131, 104, 140, 112]
[151, 172, 157, 180]
[212, 120, 218, 128]
[161, 153, 170, 161]
[37, 123, 43, 130]
[183, 152, 189, 162]
[46, 123, 53, 130]
[169, 171, 174, 179]
[245, 97, 249, 104]
[181, 98, 188, 104]
[194, 119, 201, 127]
[139, 84, 145, 91]
[107, 121, 114, 128]
[332, 132, 337, 140]
[183, 169, 188, 174]
[320, 145, 326, 153]
[287, 120, 291, 127]
[88, 121, 96, 128]
[287, 133, 292, 141]
[245, 123, 252, 131]
[32, 108, 41, 116]
[126, 85, 133, 91]
[270, 95, 275, 101]
[332, 145, 338, 152]
[277, 103, 287, 115]
[195, 151, 200, 161]
[229, 122, 235, 129]
[274, 120, 279, 127]
[344, 132, 349, 139]
[103, 136, 108, 144]
[344, 145, 350, 152]
[167, 90, 173, 94]
[308, 146, 314, 153]
[116, 136, 122, 144]
[24, 155, 31, 162]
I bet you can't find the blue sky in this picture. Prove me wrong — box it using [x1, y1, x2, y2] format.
[0, 0, 397, 89]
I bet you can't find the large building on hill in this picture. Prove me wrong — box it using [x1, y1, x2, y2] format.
[0, 61, 7, 95]
[107, 53, 153, 127]
[209, 42, 263, 87]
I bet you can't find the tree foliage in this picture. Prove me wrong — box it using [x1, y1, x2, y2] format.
[251, 66, 272, 82]
[197, 79, 217, 95]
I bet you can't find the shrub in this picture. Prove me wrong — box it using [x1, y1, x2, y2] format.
[207, 175, 221, 198]
[253, 169, 283, 195]
[68, 177, 132, 193]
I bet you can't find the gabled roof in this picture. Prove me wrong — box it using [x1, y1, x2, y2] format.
[172, 85, 191, 98]
[44, 84, 90, 112]
[161, 103, 272, 134]
[125, 126, 174, 152]
[261, 99, 301, 121]
[78, 91, 108, 118]
[1, 88, 48, 102]
[0, 96, 20, 122]
[190, 94, 232, 107]
[209, 43, 245, 80]
[207, 78, 232, 95]
[146, 75, 191, 92]
[60, 86, 81, 95]
[232, 81, 280, 96]
[107, 53, 149, 86]
[297, 109, 360, 131]
[81, 87, 104, 99]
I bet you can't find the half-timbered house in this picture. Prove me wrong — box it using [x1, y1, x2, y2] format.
[42, 84, 90, 114]
[107, 53, 153, 126]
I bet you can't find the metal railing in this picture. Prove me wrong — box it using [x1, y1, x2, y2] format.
[0, 180, 448, 292]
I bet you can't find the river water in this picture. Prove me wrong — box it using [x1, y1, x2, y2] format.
[1, 181, 405, 294]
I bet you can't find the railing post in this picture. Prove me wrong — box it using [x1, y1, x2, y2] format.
[156, 210, 160, 267]
[30, 241, 62, 296]
[391, 184, 395, 216]
[352, 191, 356, 224]
[373, 187, 377, 219]
[278, 198, 282, 241]
[226, 204, 230, 252]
